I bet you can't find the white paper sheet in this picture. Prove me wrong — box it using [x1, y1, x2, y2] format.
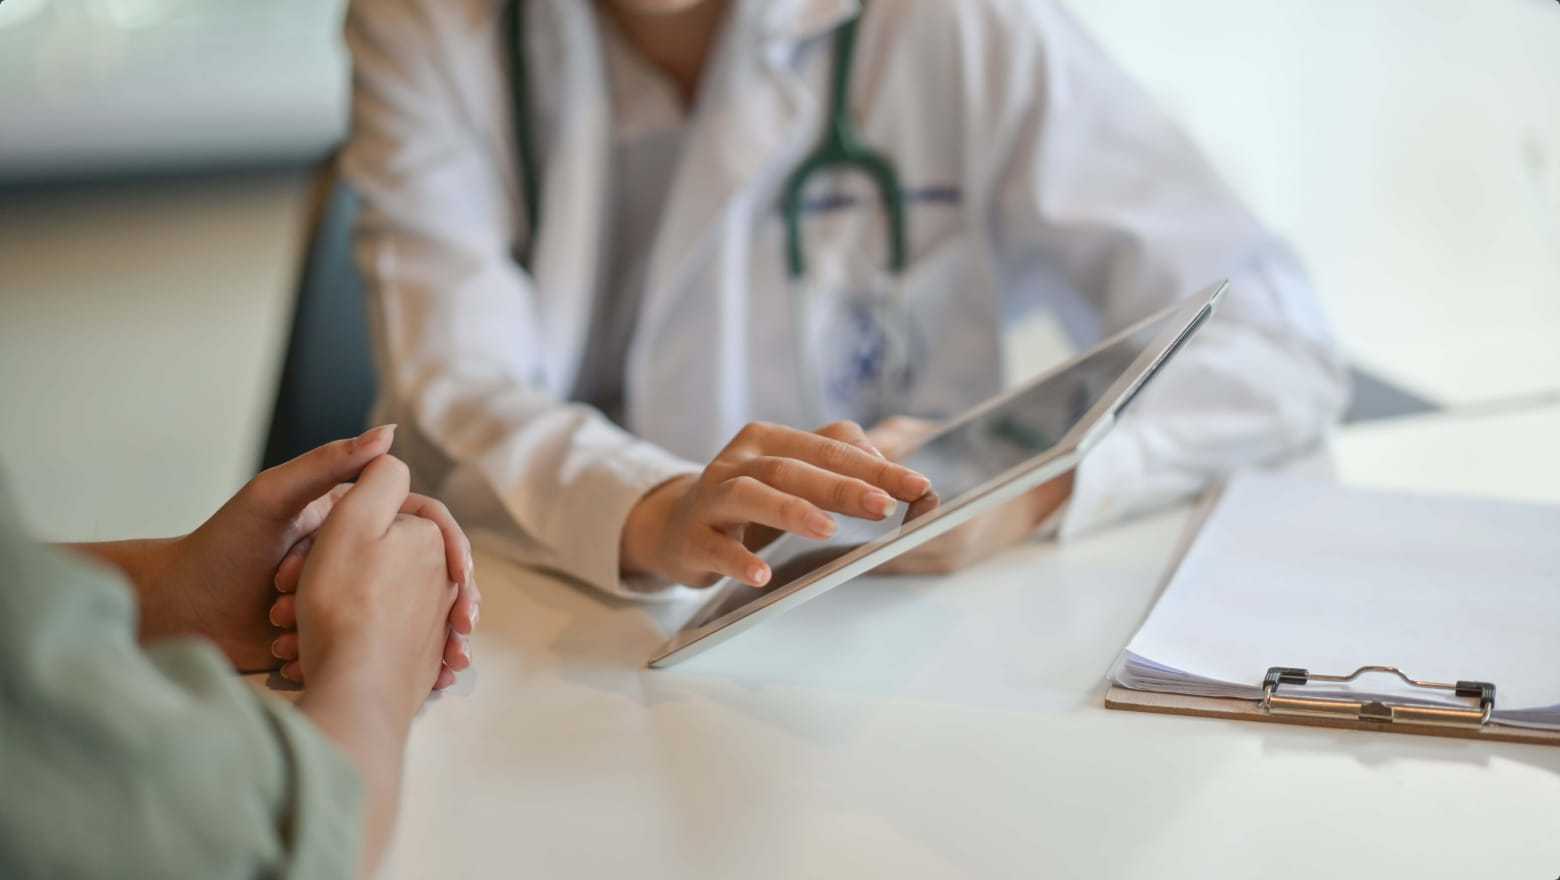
[1121, 473, 1560, 720]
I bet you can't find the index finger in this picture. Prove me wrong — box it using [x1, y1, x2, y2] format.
[326, 455, 412, 538]
[765, 431, 929, 501]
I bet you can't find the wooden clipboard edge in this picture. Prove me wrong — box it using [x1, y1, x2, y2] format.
[1103, 686, 1560, 747]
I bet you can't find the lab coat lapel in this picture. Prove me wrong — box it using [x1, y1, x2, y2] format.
[629, 0, 858, 452]
[526, 0, 612, 397]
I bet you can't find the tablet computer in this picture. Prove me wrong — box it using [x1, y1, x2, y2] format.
[648, 281, 1228, 668]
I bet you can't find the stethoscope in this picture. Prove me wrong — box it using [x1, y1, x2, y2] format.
[504, 0, 918, 423]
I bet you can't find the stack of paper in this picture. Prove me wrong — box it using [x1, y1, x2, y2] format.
[1111, 473, 1560, 731]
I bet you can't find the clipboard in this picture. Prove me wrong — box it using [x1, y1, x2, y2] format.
[1105, 663, 1560, 747]
[1103, 474, 1560, 748]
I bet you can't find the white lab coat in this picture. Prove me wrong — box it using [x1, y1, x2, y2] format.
[342, 0, 1349, 599]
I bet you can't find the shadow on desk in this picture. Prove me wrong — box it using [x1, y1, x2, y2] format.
[1252, 718, 1560, 777]
[467, 503, 1216, 748]
[474, 548, 667, 665]
[472, 540, 975, 744]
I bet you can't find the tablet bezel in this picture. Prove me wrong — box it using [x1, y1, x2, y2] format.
[647, 281, 1228, 668]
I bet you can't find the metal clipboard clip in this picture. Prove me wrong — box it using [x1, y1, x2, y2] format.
[1262, 665, 1496, 729]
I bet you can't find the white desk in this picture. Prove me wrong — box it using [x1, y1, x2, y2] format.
[382, 411, 1560, 879]
[1331, 402, 1560, 505]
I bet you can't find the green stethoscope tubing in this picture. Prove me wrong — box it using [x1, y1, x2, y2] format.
[503, 1, 907, 279]
[504, 0, 543, 271]
[778, 9, 907, 278]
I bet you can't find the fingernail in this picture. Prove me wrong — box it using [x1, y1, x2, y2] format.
[268, 604, 283, 627]
[352, 423, 397, 451]
[866, 491, 895, 518]
[749, 565, 771, 587]
[464, 557, 475, 586]
[470, 603, 480, 628]
[270, 638, 285, 659]
[805, 512, 837, 538]
[901, 472, 931, 497]
[281, 665, 300, 683]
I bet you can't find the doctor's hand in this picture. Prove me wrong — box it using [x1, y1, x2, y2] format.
[865, 417, 1074, 576]
[621, 421, 931, 588]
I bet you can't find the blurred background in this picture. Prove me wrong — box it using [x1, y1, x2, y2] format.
[2, 0, 1557, 540]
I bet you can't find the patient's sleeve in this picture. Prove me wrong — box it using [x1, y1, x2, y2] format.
[0, 483, 361, 880]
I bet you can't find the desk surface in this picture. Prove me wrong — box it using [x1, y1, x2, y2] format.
[380, 410, 1560, 879]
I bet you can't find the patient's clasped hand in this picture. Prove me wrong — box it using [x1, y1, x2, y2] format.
[9, 424, 484, 876]
[77, 424, 480, 689]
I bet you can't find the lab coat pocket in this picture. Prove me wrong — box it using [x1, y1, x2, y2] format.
[792, 232, 996, 428]
[793, 254, 914, 427]
[750, 189, 987, 428]
[891, 234, 1003, 421]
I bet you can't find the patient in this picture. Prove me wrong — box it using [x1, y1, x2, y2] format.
[1, 427, 478, 878]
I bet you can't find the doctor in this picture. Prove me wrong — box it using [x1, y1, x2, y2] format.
[342, 0, 1348, 597]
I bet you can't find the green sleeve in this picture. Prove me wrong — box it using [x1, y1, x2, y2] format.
[0, 482, 361, 879]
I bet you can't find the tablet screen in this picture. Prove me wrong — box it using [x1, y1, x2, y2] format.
[686, 307, 1177, 630]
